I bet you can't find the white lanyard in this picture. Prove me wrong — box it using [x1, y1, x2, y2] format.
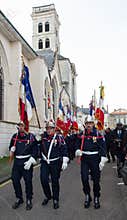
[47, 133, 57, 164]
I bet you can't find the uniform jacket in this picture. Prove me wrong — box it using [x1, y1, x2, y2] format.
[39, 132, 68, 161]
[9, 132, 38, 164]
[110, 128, 127, 153]
[75, 127, 106, 157]
[65, 133, 78, 160]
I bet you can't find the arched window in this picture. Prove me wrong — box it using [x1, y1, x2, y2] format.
[0, 64, 3, 120]
[38, 23, 43, 33]
[45, 38, 50, 48]
[38, 39, 43, 49]
[45, 22, 49, 32]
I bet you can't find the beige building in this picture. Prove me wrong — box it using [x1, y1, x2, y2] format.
[0, 4, 77, 156]
[109, 108, 127, 128]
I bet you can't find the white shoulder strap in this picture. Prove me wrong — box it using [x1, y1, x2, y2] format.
[47, 133, 57, 164]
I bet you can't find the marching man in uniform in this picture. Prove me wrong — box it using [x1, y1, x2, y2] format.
[110, 122, 127, 177]
[65, 121, 79, 161]
[38, 120, 69, 209]
[75, 115, 107, 209]
[9, 121, 38, 210]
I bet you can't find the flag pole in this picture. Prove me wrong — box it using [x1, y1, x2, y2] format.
[34, 106, 41, 129]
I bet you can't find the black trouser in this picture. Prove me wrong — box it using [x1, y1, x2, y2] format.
[11, 162, 33, 200]
[107, 144, 115, 162]
[116, 151, 125, 176]
[81, 154, 101, 198]
[40, 159, 62, 201]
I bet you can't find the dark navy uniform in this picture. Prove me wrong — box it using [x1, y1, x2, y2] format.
[65, 121, 79, 161]
[110, 123, 127, 177]
[9, 131, 38, 209]
[65, 133, 77, 160]
[39, 131, 68, 208]
[104, 127, 115, 162]
[75, 127, 106, 208]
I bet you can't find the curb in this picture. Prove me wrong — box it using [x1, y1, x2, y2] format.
[0, 177, 11, 186]
[0, 163, 40, 186]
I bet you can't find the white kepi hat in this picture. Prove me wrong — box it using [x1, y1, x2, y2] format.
[85, 115, 94, 124]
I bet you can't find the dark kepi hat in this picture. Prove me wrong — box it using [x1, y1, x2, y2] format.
[116, 122, 123, 126]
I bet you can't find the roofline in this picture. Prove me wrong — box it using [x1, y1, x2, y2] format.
[0, 10, 38, 58]
[58, 56, 70, 61]
[110, 112, 127, 115]
[32, 4, 55, 9]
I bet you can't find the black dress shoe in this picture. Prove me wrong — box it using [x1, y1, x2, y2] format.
[53, 200, 59, 209]
[12, 198, 24, 209]
[84, 194, 92, 208]
[42, 198, 51, 206]
[26, 200, 32, 210]
[94, 197, 100, 209]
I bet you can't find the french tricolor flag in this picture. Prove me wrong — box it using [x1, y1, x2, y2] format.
[18, 65, 36, 131]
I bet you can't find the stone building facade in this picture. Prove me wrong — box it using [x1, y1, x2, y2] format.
[109, 108, 127, 128]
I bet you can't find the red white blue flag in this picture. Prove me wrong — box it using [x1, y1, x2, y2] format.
[18, 65, 36, 131]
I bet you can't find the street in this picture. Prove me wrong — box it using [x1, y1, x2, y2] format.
[0, 160, 127, 220]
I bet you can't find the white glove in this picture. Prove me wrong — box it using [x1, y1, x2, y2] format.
[75, 149, 82, 157]
[62, 157, 69, 171]
[99, 156, 108, 171]
[35, 133, 42, 141]
[35, 129, 42, 141]
[10, 146, 16, 152]
[24, 157, 37, 170]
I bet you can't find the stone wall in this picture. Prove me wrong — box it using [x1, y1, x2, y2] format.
[0, 121, 39, 157]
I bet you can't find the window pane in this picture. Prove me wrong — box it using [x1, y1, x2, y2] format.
[45, 22, 49, 32]
[38, 23, 43, 33]
[45, 39, 50, 48]
[38, 39, 43, 49]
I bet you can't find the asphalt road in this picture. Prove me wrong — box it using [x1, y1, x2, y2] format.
[0, 160, 127, 220]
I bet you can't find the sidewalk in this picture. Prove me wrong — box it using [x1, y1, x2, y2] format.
[0, 157, 40, 184]
[0, 157, 12, 184]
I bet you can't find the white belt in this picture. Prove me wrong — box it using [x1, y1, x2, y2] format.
[16, 155, 30, 159]
[41, 153, 59, 164]
[82, 151, 98, 155]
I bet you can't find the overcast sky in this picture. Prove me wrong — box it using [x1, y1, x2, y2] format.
[1, 0, 127, 112]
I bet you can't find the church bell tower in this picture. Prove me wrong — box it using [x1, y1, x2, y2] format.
[31, 4, 60, 53]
